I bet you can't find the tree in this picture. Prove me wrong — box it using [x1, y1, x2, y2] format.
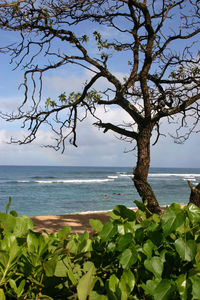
[0, 0, 200, 213]
[188, 181, 200, 207]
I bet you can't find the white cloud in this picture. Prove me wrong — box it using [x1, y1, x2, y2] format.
[151, 133, 200, 167]
[0, 130, 7, 146]
[0, 113, 200, 168]
[0, 96, 22, 111]
[44, 68, 127, 95]
[0, 119, 135, 167]
[1, 65, 200, 168]
[45, 74, 86, 93]
[89, 105, 133, 125]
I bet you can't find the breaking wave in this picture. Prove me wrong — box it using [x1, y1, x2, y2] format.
[35, 179, 114, 184]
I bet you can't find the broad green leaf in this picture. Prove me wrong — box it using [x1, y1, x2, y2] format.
[89, 219, 103, 233]
[109, 210, 120, 220]
[117, 224, 126, 235]
[113, 205, 136, 221]
[108, 274, 119, 293]
[77, 264, 96, 300]
[175, 239, 197, 262]
[152, 213, 161, 223]
[153, 279, 174, 300]
[190, 275, 200, 299]
[119, 282, 129, 300]
[100, 222, 117, 242]
[9, 279, 25, 298]
[67, 236, 79, 254]
[0, 289, 6, 300]
[44, 257, 57, 277]
[83, 261, 95, 272]
[148, 230, 163, 247]
[134, 200, 147, 212]
[176, 274, 187, 300]
[135, 227, 145, 243]
[162, 204, 185, 236]
[187, 204, 200, 223]
[38, 235, 50, 257]
[1, 233, 15, 249]
[120, 248, 137, 269]
[116, 233, 133, 251]
[14, 216, 33, 236]
[17, 280, 25, 297]
[144, 256, 163, 278]
[135, 209, 146, 221]
[195, 243, 200, 263]
[123, 221, 135, 234]
[68, 269, 77, 285]
[9, 279, 17, 294]
[0, 212, 16, 234]
[54, 259, 68, 277]
[143, 239, 155, 259]
[0, 235, 20, 265]
[57, 226, 71, 240]
[27, 231, 39, 253]
[141, 279, 160, 295]
[9, 239, 20, 261]
[78, 237, 92, 253]
[119, 270, 135, 299]
[0, 251, 9, 268]
[89, 291, 108, 300]
[134, 200, 152, 217]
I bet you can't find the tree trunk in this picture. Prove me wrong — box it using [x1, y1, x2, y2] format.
[132, 126, 161, 214]
[188, 180, 200, 207]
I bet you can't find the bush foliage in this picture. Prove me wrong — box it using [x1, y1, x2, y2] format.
[1, 199, 200, 299]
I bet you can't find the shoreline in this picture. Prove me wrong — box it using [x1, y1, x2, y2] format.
[31, 210, 111, 234]
[31, 205, 177, 234]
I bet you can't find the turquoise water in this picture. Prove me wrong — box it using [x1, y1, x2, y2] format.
[0, 165, 199, 216]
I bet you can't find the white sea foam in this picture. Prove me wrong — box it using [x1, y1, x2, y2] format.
[149, 173, 200, 178]
[17, 180, 30, 183]
[35, 179, 114, 184]
[119, 174, 133, 177]
[183, 178, 196, 182]
[69, 206, 137, 215]
[108, 176, 118, 179]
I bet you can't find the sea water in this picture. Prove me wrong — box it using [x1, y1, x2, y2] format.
[0, 165, 200, 216]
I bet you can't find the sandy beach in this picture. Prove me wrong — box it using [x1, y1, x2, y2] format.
[31, 205, 185, 235]
[31, 211, 111, 234]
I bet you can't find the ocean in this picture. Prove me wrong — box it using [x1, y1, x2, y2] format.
[0, 165, 200, 217]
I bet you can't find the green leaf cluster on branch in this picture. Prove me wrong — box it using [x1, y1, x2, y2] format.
[1, 199, 200, 299]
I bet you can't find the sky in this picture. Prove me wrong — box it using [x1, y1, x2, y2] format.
[0, 4, 200, 168]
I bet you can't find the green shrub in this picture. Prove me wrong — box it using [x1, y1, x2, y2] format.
[1, 199, 200, 299]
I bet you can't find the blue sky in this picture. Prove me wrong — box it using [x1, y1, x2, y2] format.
[0, 7, 200, 168]
[0, 61, 199, 168]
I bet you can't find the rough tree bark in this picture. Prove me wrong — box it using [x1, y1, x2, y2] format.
[133, 126, 161, 214]
[188, 181, 200, 207]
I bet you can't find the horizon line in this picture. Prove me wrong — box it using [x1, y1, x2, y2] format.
[0, 164, 200, 169]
